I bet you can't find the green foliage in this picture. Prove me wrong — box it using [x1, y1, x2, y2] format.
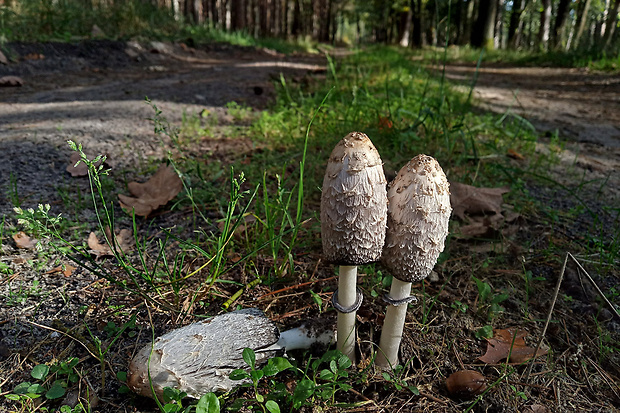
[472, 276, 509, 321]
[227, 349, 359, 411]
[4, 358, 84, 411]
[381, 364, 420, 395]
[229, 348, 293, 412]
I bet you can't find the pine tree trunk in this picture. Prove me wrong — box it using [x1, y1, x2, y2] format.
[471, 0, 497, 49]
[259, 0, 269, 36]
[552, 0, 571, 48]
[573, 0, 592, 49]
[460, 0, 474, 45]
[538, 0, 551, 50]
[292, 0, 301, 35]
[603, 0, 620, 47]
[507, 0, 524, 48]
[398, 7, 412, 46]
[231, 0, 245, 30]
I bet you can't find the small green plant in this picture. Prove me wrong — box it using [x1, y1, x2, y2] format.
[451, 300, 469, 313]
[4, 358, 83, 412]
[475, 325, 494, 339]
[85, 315, 137, 393]
[381, 363, 420, 395]
[226, 101, 251, 122]
[229, 348, 294, 413]
[472, 276, 509, 321]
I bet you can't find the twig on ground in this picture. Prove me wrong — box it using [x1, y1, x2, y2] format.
[257, 275, 337, 300]
[524, 253, 567, 382]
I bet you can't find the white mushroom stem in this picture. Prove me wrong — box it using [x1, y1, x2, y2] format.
[376, 278, 412, 368]
[262, 323, 336, 352]
[337, 265, 358, 363]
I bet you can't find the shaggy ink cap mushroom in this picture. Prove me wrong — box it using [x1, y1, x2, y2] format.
[381, 154, 451, 284]
[376, 154, 451, 368]
[320, 131, 388, 363]
[321, 131, 387, 266]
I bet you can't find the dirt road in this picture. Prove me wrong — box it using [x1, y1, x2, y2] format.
[443, 63, 620, 203]
[0, 40, 324, 217]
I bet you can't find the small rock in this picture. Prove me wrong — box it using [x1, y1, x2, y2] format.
[0, 50, 8, 65]
[446, 370, 487, 398]
[149, 41, 171, 54]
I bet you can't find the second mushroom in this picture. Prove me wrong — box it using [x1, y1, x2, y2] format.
[376, 154, 452, 368]
[321, 132, 388, 364]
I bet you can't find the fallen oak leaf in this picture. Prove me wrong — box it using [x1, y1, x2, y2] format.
[88, 228, 134, 258]
[45, 264, 76, 277]
[507, 148, 525, 160]
[118, 165, 182, 217]
[450, 182, 509, 221]
[478, 328, 548, 364]
[13, 231, 38, 249]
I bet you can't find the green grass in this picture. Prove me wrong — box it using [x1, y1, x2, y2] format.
[419, 44, 620, 72]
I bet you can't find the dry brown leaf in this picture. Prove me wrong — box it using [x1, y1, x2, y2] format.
[507, 148, 525, 160]
[45, 264, 76, 277]
[0, 50, 8, 65]
[524, 404, 549, 413]
[88, 228, 134, 258]
[118, 165, 182, 217]
[13, 231, 38, 249]
[450, 182, 509, 221]
[66, 152, 109, 177]
[0, 76, 24, 87]
[479, 328, 548, 364]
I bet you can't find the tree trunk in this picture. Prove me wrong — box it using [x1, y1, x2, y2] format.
[552, 0, 571, 48]
[259, 0, 269, 36]
[412, 0, 423, 47]
[317, 0, 330, 42]
[282, 0, 289, 37]
[398, 7, 413, 46]
[292, 0, 301, 35]
[220, 0, 228, 30]
[471, 0, 497, 49]
[538, 0, 551, 50]
[230, 0, 245, 30]
[603, 0, 620, 47]
[573, 0, 592, 49]
[507, 0, 524, 48]
[210, 0, 219, 28]
[270, 0, 278, 36]
[460, 0, 474, 45]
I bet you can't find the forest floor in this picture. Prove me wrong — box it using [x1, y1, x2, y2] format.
[0, 41, 619, 412]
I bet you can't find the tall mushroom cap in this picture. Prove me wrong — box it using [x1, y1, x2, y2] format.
[127, 309, 279, 400]
[381, 154, 451, 282]
[321, 132, 388, 265]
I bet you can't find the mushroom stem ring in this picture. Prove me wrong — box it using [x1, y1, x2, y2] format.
[331, 287, 363, 313]
[382, 294, 417, 306]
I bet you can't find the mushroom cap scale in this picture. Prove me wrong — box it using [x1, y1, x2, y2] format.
[321, 132, 388, 265]
[381, 154, 451, 282]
